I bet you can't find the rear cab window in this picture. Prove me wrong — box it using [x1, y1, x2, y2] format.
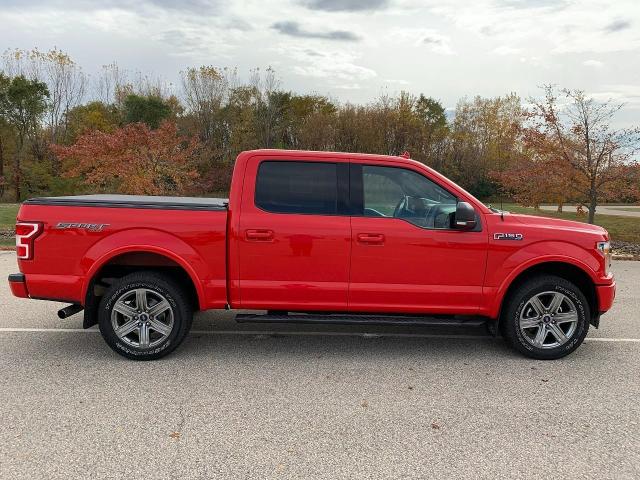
[255, 161, 348, 215]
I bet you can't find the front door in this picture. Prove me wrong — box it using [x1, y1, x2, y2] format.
[237, 157, 351, 311]
[348, 163, 488, 315]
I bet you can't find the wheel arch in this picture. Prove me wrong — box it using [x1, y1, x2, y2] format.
[494, 260, 598, 327]
[82, 241, 205, 328]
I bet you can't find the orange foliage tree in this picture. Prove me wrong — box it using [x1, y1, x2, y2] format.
[52, 121, 199, 195]
[492, 88, 640, 217]
[528, 86, 640, 223]
[492, 152, 574, 210]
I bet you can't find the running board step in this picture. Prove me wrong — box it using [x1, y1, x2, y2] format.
[235, 313, 487, 327]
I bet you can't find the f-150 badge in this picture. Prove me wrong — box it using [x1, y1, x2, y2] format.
[494, 233, 523, 240]
[55, 222, 109, 232]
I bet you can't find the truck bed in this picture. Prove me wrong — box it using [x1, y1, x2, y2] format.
[17, 194, 229, 308]
[24, 194, 228, 211]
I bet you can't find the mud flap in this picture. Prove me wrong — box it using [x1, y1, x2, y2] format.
[83, 286, 100, 329]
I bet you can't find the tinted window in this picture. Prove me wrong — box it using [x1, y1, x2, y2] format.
[362, 165, 457, 229]
[255, 161, 338, 215]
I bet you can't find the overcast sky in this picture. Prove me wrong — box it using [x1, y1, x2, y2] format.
[1, 0, 639, 125]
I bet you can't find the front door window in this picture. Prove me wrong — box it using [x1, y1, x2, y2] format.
[361, 165, 457, 229]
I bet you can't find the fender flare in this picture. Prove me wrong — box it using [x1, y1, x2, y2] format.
[81, 229, 207, 309]
[489, 254, 598, 319]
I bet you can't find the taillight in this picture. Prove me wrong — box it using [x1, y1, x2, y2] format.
[16, 222, 42, 260]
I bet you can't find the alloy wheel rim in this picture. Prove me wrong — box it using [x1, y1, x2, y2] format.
[111, 288, 174, 349]
[519, 291, 579, 349]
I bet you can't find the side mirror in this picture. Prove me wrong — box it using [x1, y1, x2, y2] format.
[455, 201, 477, 230]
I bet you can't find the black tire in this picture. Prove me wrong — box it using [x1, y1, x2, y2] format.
[501, 275, 590, 360]
[98, 271, 193, 360]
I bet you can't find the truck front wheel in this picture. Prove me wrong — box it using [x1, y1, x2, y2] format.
[98, 271, 193, 360]
[501, 275, 590, 360]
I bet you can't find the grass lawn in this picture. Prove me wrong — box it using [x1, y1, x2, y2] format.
[0, 203, 18, 249]
[500, 203, 640, 244]
[0, 203, 19, 231]
[0, 237, 15, 248]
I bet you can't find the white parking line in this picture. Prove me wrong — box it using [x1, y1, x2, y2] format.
[0, 327, 638, 342]
[0, 327, 96, 333]
[585, 337, 640, 343]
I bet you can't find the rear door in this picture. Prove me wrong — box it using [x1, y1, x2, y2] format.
[348, 162, 488, 315]
[237, 156, 351, 311]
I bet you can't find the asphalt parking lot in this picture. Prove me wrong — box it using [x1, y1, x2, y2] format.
[0, 252, 638, 479]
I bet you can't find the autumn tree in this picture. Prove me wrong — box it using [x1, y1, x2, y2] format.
[329, 92, 448, 169]
[52, 121, 199, 195]
[64, 101, 120, 142]
[285, 94, 337, 150]
[251, 67, 283, 149]
[492, 122, 576, 211]
[0, 117, 12, 196]
[122, 94, 174, 129]
[333, 103, 370, 153]
[446, 94, 525, 198]
[181, 66, 234, 144]
[412, 95, 448, 169]
[36, 49, 86, 143]
[0, 73, 49, 200]
[180, 66, 238, 192]
[529, 86, 640, 223]
[95, 62, 127, 106]
[2, 48, 638, 210]
[493, 141, 575, 210]
[2, 48, 87, 143]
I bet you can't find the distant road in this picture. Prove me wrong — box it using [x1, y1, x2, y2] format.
[540, 205, 640, 218]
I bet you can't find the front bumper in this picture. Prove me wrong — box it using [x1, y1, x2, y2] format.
[8, 273, 29, 298]
[596, 280, 616, 313]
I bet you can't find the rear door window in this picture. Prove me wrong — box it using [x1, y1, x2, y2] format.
[255, 161, 339, 215]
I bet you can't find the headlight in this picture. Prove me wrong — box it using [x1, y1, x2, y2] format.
[596, 241, 611, 275]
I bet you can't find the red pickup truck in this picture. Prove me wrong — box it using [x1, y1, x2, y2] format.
[9, 149, 615, 360]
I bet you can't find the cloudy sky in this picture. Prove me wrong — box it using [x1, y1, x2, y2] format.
[1, 0, 639, 125]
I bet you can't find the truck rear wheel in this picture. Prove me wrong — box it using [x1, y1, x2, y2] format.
[501, 275, 590, 360]
[98, 271, 193, 360]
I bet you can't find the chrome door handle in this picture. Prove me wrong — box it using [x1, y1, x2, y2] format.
[245, 229, 274, 241]
[357, 233, 385, 245]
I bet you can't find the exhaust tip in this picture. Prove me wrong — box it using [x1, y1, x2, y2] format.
[58, 304, 84, 319]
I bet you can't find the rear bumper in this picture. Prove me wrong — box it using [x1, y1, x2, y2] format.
[8, 273, 29, 298]
[596, 280, 616, 314]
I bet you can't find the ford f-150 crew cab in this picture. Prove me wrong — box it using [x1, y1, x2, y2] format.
[9, 149, 616, 360]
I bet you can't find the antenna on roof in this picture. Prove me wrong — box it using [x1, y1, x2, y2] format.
[400, 151, 410, 159]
